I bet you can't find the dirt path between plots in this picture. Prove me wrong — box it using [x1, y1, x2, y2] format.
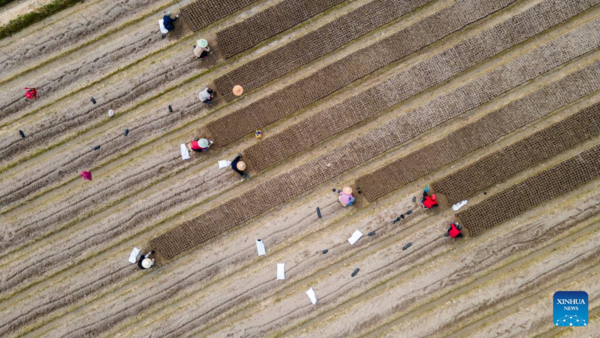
[0, 148, 239, 295]
[363, 229, 600, 338]
[0, 0, 54, 26]
[0, 179, 347, 336]
[0, 0, 170, 80]
[0, 8, 189, 123]
[446, 267, 600, 338]
[195, 190, 600, 338]
[3, 1, 596, 291]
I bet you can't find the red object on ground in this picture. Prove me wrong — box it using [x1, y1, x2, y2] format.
[24, 87, 37, 100]
[423, 194, 438, 209]
[449, 223, 461, 238]
[81, 171, 92, 181]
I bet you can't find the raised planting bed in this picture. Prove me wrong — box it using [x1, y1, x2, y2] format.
[217, 0, 346, 59]
[458, 144, 600, 236]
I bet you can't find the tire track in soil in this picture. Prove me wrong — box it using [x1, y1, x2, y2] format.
[0, 190, 342, 336]
[177, 188, 600, 338]
[0, 154, 233, 294]
[362, 224, 600, 338]
[0, 0, 592, 290]
[0, 18, 171, 121]
[281, 201, 600, 338]
[0, 0, 173, 82]
[0, 54, 200, 162]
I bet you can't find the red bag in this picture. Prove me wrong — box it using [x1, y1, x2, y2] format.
[24, 87, 37, 100]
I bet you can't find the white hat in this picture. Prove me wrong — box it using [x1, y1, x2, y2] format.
[342, 187, 353, 195]
[142, 258, 154, 269]
[198, 138, 210, 148]
[197, 39, 208, 48]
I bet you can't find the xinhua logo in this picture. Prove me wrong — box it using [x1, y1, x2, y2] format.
[554, 291, 588, 327]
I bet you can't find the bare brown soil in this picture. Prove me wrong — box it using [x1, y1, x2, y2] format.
[217, 0, 346, 59]
[433, 102, 600, 204]
[359, 57, 600, 201]
[2, 0, 600, 337]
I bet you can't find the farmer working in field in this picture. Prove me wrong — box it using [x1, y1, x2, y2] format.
[337, 187, 355, 207]
[162, 11, 178, 31]
[199, 87, 214, 103]
[194, 39, 210, 60]
[186, 138, 213, 153]
[231, 153, 250, 181]
[444, 223, 463, 238]
[421, 186, 438, 209]
[24, 87, 37, 100]
[138, 250, 156, 270]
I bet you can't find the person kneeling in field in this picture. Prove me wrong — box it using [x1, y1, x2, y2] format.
[337, 186, 355, 207]
[138, 250, 156, 270]
[444, 223, 463, 238]
[421, 186, 438, 209]
[199, 87, 214, 103]
[162, 11, 178, 31]
[231, 153, 250, 181]
[187, 138, 213, 153]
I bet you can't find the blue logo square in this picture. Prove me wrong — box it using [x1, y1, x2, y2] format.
[554, 291, 588, 327]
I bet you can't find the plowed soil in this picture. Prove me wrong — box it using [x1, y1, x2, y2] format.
[2, 0, 599, 337]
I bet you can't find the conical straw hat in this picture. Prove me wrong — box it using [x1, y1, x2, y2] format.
[198, 138, 209, 148]
[232, 85, 244, 96]
[342, 187, 353, 195]
[236, 161, 246, 171]
[142, 258, 153, 269]
[197, 39, 208, 48]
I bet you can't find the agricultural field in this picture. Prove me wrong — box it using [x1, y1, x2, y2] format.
[0, 0, 599, 337]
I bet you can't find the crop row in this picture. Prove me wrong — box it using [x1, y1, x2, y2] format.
[180, 0, 258, 31]
[150, 2, 598, 259]
[432, 103, 600, 204]
[245, 8, 600, 172]
[208, 0, 516, 141]
[218, 0, 346, 59]
[356, 59, 600, 202]
[214, 0, 434, 100]
[457, 144, 600, 236]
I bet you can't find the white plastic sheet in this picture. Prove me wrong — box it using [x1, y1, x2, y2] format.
[181, 144, 190, 160]
[277, 263, 285, 280]
[306, 288, 318, 305]
[129, 247, 141, 264]
[348, 230, 363, 245]
[452, 200, 468, 211]
[256, 239, 266, 256]
[218, 160, 232, 169]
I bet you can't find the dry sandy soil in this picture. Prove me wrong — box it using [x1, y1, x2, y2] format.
[1, 0, 599, 337]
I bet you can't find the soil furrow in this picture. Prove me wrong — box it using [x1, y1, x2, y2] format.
[198, 188, 600, 337]
[357, 57, 600, 201]
[246, 16, 600, 172]
[433, 103, 600, 204]
[0, 0, 168, 80]
[363, 228, 600, 338]
[153, 3, 599, 259]
[209, 0, 518, 144]
[217, 0, 346, 59]
[282, 204, 600, 338]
